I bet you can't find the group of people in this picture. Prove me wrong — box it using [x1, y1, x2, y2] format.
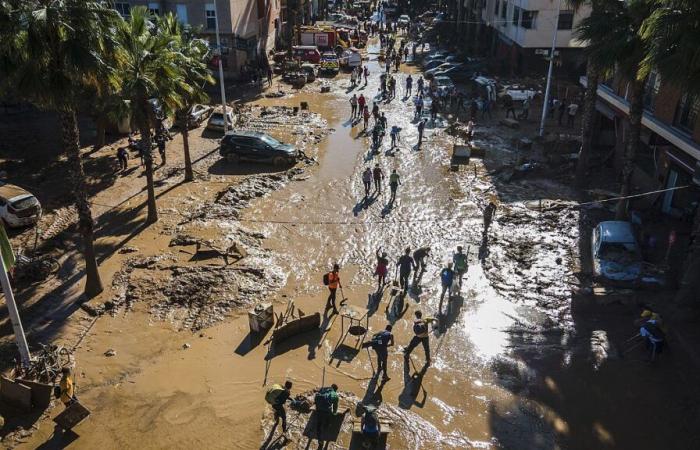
[116, 126, 171, 174]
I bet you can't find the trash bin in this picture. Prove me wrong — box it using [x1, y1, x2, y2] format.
[248, 303, 274, 333]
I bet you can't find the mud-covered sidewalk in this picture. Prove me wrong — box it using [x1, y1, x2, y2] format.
[12, 39, 700, 450]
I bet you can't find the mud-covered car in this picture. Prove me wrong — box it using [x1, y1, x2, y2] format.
[591, 221, 642, 283]
[220, 131, 298, 166]
[0, 182, 42, 228]
[206, 106, 235, 132]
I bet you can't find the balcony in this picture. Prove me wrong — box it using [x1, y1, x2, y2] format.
[580, 76, 700, 161]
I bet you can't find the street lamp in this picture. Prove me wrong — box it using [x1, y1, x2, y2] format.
[213, 0, 229, 133]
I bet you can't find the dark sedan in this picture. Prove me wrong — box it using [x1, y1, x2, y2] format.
[220, 131, 298, 166]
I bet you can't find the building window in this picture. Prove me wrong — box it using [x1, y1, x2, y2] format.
[512, 6, 520, 27]
[148, 2, 160, 16]
[674, 93, 700, 133]
[643, 71, 660, 112]
[558, 11, 574, 30]
[206, 4, 217, 30]
[176, 4, 188, 24]
[494, 0, 500, 16]
[521, 10, 537, 29]
[500, 1, 507, 20]
[113, 2, 130, 17]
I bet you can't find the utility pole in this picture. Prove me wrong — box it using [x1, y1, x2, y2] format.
[214, 0, 229, 133]
[539, 0, 563, 137]
[0, 253, 30, 367]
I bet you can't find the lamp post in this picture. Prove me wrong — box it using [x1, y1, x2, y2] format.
[539, 0, 563, 137]
[214, 0, 229, 133]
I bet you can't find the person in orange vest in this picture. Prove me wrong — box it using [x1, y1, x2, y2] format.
[325, 264, 342, 314]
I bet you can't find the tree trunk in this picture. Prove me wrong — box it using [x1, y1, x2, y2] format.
[615, 78, 646, 220]
[93, 114, 106, 152]
[676, 206, 700, 308]
[575, 59, 600, 188]
[138, 103, 158, 223]
[183, 125, 194, 182]
[59, 109, 104, 298]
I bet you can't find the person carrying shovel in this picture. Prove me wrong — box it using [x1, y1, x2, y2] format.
[403, 311, 437, 366]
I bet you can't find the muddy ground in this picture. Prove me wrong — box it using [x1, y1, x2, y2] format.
[2, 38, 700, 450]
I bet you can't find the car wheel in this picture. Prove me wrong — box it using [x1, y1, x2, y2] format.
[226, 153, 240, 163]
[273, 156, 287, 167]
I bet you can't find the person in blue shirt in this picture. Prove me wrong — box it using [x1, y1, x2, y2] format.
[371, 325, 394, 381]
[439, 262, 454, 315]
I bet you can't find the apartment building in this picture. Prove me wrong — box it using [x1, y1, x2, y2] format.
[582, 74, 700, 220]
[477, 0, 590, 74]
[111, 1, 281, 77]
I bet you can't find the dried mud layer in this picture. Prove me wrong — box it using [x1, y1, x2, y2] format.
[87, 110, 330, 331]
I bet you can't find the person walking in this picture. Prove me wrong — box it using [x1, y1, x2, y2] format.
[414, 95, 424, 119]
[314, 384, 341, 442]
[379, 112, 387, 130]
[358, 93, 366, 114]
[558, 99, 568, 126]
[430, 100, 439, 121]
[363, 106, 370, 130]
[373, 164, 384, 193]
[364, 66, 369, 85]
[372, 102, 380, 121]
[481, 97, 492, 119]
[397, 247, 415, 292]
[438, 263, 455, 314]
[413, 246, 431, 275]
[390, 125, 400, 148]
[483, 201, 497, 235]
[266, 381, 293, 438]
[350, 94, 358, 118]
[567, 101, 579, 127]
[452, 246, 468, 288]
[405, 74, 413, 97]
[417, 119, 426, 148]
[351, 69, 357, 87]
[155, 131, 167, 165]
[519, 97, 530, 120]
[388, 169, 401, 202]
[267, 66, 273, 86]
[374, 249, 389, 289]
[503, 95, 516, 119]
[324, 264, 342, 314]
[117, 146, 129, 172]
[403, 311, 437, 365]
[362, 166, 373, 197]
[370, 325, 394, 381]
[417, 76, 424, 94]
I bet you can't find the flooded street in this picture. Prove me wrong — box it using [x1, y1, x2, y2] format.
[17, 40, 700, 450]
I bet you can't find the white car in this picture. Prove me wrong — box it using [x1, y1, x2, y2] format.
[0, 182, 42, 228]
[433, 75, 455, 94]
[206, 106, 235, 132]
[398, 15, 410, 26]
[500, 85, 539, 102]
[591, 221, 643, 283]
[187, 104, 213, 128]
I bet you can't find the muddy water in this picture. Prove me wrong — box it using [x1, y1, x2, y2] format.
[18, 40, 588, 450]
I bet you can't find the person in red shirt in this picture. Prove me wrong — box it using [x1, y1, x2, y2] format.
[326, 264, 341, 314]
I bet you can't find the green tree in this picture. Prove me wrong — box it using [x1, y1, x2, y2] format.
[577, 0, 655, 219]
[157, 14, 214, 182]
[115, 6, 189, 223]
[0, 0, 117, 297]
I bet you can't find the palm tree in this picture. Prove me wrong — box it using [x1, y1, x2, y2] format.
[115, 6, 189, 223]
[641, 0, 700, 309]
[0, 0, 117, 297]
[577, 0, 655, 219]
[157, 14, 214, 182]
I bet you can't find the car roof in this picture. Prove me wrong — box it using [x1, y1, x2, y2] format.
[226, 130, 269, 139]
[598, 221, 636, 243]
[212, 106, 233, 114]
[0, 182, 31, 200]
[435, 76, 453, 82]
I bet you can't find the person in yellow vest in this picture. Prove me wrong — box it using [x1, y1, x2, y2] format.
[326, 264, 342, 314]
[59, 367, 75, 407]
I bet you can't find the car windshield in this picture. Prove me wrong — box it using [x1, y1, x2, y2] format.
[436, 77, 452, 86]
[259, 135, 280, 146]
[211, 113, 223, 121]
[11, 196, 38, 210]
[599, 242, 639, 262]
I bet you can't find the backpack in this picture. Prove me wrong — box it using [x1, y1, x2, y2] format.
[314, 387, 335, 412]
[370, 331, 390, 348]
[265, 384, 285, 405]
[413, 320, 428, 335]
[323, 272, 330, 286]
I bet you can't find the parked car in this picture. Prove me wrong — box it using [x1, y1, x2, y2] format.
[301, 63, 318, 81]
[422, 59, 446, 71]
[220, 131, 298, 166]
[432, 65, 482, 82]
[292, 46, 322, 64]
[591, 221, 643, 283]
[398, 14, 410, 26]
[433, 76, 455, 94]
[425, 62, 461, 77]
[0, 182, 42, 228]
[187, 104, 213, 128]
[340, 48, 362, 69]
[424, 51, 448, 62]
[500, 84, 539, 102]
[206, 106, 235, 132]
[320, 52, 340, 74]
